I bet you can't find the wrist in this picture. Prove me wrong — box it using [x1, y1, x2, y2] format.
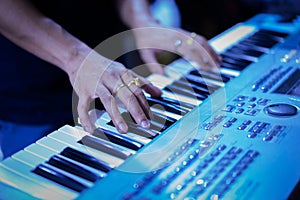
[64, 42, 92, 83]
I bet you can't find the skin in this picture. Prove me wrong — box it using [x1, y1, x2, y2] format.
[0, 0, 221, 134]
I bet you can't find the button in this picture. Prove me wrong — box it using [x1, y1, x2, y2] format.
[264, 103, 298, 117]
[237, 125, 247, 130]
[242, 120, 252, 125]
[235, 108, 244, 114]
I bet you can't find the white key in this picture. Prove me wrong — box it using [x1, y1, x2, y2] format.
[12, 150, 93, 187]
[0, 158, 78, 199]
[25, 143, 106, 178]
[44, 132, 124, 167]
[0, 165, 71, 200]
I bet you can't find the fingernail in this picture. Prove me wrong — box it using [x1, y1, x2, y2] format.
[141, 120, 150, 128]
[118, 122, 128, 133]
[83, 126, 90, 133]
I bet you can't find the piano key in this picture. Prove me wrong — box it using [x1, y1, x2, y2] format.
[172, 79, 211, 96]
[60, 124, 150, 149]
[120, 111, 168, 132]
[221, 51, 257, 62]
[0, 165, 73, 199]
[0, 158, 78, 198]
[234, 42, 268, 53]
[258, 29, 289, 38]
[164, 83, 209, 101]
[32, 164, 88, 193]
[125, 122, 158, 139]
[251, 31, 284, 43]
[92, 127, 144, 151]
[25, 143, 107, 178]
[12, 149, 94, 189]
[148, 96, 195, 110]
[238, 40, 270, 53]
[221, 62, 244, 71]
[60, 147, 112, 173]
[227, 46, 264, 58]
[146, 95, 189, 115]
[48, 130, 130, 163]
[221, 54, 253, 68]
[152, 111, 177, 126]
[79, 135, 131, 160]
[37, 134, 121, 169]
[183, 74, 221, 90]
[46, 155, 101, 182]
[147, 74, 201, 106]
[189, 69, 231, 83]
[94, 120, 152, 145]
[243, 37, 278, 48]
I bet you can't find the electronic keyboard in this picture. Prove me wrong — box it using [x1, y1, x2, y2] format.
[1, 13, 300, 200]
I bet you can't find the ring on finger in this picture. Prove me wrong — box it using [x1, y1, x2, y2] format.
[113, 83, 126, 97]
[126, 77, 142, 88]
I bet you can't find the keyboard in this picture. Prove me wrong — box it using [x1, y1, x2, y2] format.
[1, 13, 300, 200]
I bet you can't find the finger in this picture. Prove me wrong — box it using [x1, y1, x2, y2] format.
[121, 73, 151, 118]
[97, 86, 128, 133]
[77, 96, 95, 133]
[118, 72, 151, 128]
[139, 49, 165, 75]
[201, 41, 222, 66]
[131, 72, 162, 98]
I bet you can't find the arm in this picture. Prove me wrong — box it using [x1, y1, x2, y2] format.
[117, 0, 222, 74]
[0, 0, 161, 133]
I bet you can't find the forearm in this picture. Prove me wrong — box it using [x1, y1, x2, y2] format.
[0, 0, 90, 76]
[117, 0, 159, 28]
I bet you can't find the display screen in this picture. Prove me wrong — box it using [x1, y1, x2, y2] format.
[274, 69, 300, 97]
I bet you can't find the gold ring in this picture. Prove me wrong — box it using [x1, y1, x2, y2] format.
[126, 77, 141, 88]
[186, 32, 197, 45]
[113, 83, 126, 96]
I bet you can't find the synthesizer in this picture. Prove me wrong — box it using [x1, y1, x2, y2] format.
[1, 13, 300, 200]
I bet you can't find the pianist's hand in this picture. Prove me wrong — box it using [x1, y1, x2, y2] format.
[133, 27, 222, 75]
[69, 50, 162, 134]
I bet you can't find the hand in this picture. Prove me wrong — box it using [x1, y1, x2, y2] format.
[68, 50, 162, 133]
[133, 26, 222, 75]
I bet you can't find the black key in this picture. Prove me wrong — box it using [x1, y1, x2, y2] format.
[93, 128, 143, 151]
[221, 51, 256, 62]
[121, 111, 168, 132]
[227, 46, 264, 58]
[239, 40, 269, 53]
[258, 29, 288, 38]
[242, 38, 277, 48]
[172, 80, 211, 95]
[148, 96, 195, 110]
[152, 111, 177, 128]
[221, 53, 253, 67]
[47, 155, 101, 182]
[32, 164, 88, 192]
[106, 120, 158, 139]
[60, 147, 112, 173]
[234, 43, 268, 53]
[164, 84, 207, 101]
[147, 96, 189, 115]
[189, 69, 231, 83]
[126, 122, 158, 139]
[183, 75, 220, 91]
[252, 31, 283, 43]
[79, 135, 130, 160]
[221, 62, 244, 71]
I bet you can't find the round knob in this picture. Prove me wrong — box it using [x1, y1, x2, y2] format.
[264, 103, 298, 117]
